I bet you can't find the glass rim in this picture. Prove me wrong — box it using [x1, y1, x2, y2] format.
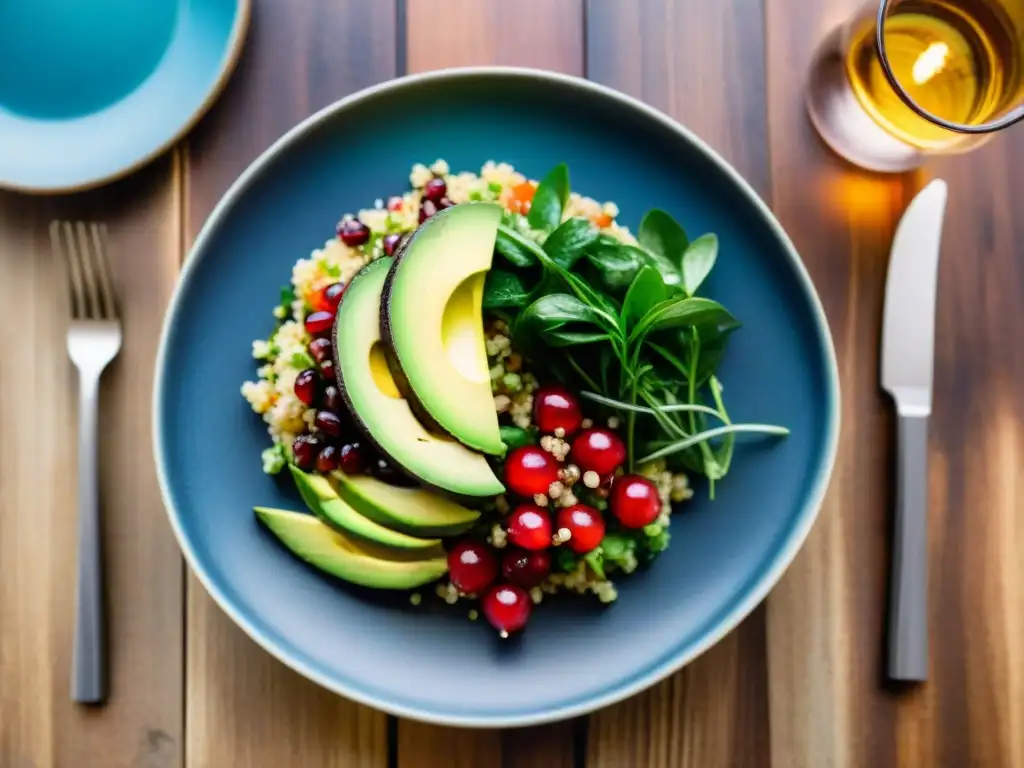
[876, 0, 1024, 134]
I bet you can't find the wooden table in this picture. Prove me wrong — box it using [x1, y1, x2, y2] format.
[2, 1, 1022, 766]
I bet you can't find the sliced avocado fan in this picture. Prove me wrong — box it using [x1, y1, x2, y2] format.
[289, 465, 441, 554]
[255, 507, 447, 590]
[328, 470, 480, 537]
[331, 256, 504, 497]
[382, 203, 505, 456]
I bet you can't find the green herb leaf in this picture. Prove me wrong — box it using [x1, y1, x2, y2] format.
[558, 269, 621, 323]
[543, 217, 599, 270]
[290, 351, 315, 369]
[495, 224, 545, 267]
[636, 423, 790, 464]
[542, 330, 609, 347]
[516, 293, 612, 350]
[638, 209, 688, 285]
[528, 163, 570, 232]
[584, 549, 606, 580]
[499, 425, 535, 451]
[630, 297, 737, 343]
[585, 241, 646, 291]
[554, 548, 578, 573]
[681, 233, 718, 296]
[483, 269, 531, 310]
[277, 285, 296, 320]
[622, 266, 667, 332]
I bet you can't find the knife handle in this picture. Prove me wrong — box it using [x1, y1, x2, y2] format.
[888, 412, 929, 682]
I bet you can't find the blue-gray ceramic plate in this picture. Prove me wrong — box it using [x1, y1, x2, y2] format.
[155, 68, 839, 727]
[0, 0, 249, 193]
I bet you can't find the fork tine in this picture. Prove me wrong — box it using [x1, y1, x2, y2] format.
[52, 221, 86, 319]
[71, 222, 104, 320]
[84, 223, 117, 320]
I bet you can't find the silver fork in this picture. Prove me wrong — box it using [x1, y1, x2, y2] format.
[51, 221, 122, 705]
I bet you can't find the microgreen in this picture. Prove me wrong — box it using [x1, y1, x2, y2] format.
[487, 164, 788, 492]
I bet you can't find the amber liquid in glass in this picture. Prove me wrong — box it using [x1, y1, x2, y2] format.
[845, 0, 1023, 149]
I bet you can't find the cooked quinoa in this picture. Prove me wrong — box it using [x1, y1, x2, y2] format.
[242, 159, 689, 607]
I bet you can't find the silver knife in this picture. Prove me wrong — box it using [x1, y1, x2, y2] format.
[880, 178, 947, 682]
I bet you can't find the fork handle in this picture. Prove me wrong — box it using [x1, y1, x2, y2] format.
[72, 372, 106, 704]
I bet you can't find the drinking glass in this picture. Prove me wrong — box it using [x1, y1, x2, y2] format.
[807, 0, 1024, 172]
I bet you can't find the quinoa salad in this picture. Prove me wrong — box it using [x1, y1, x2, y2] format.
[243, 160, 787, 637]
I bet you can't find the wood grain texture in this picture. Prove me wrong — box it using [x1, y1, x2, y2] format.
[584, 2, 771, 766]
[182, 2, 395, 767]
[766, 1, 1024, 766]
[398, 1, 582, 766]
[0, 160, 184, 768]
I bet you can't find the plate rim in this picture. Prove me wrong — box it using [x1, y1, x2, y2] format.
[153, 65, 841, 727]
[0, 0, 251, 195]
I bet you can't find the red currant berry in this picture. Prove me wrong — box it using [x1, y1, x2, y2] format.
[556, 504, 605, 554]
[447, 540, 498, 594]
[502, 549, 551, 588]
[506, 504, 553, 551]
[482, 584, 532, 636]
[504, 446, 560, 497]
[610, 475, 662, 528]
[532, 385, 583, 436]
[570, 428, 626, 475]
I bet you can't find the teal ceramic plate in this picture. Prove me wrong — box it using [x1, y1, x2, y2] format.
[155, 68, 840, 726]
[0, 0, 249, 193]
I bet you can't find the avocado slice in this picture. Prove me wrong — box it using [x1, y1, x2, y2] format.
[332, 257, 504, 497]
[328, 470, 481, 537]
[382, 203, 505, 456]
[289, 465, 442, 554]
[255, 507, 447, 590]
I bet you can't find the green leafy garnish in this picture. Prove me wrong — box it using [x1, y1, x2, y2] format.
[483, 269, 532, 310]
[489, 163, 788, 492]
[528, 163, 570, 232]
[499, 425, 535, 451]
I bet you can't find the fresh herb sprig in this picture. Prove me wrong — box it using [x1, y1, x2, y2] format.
[484, 163, 788, 496]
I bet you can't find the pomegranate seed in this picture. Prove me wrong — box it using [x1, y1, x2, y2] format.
[570, 428, 626, 475]
[338, 443, 366, 475]
[316, 445, 340, 474]
[533, 385, 583, 436]
[507, 504, 552, 551]
[502, 549, 551, 588]
[322, 384, 344, 414]
[315, 411, 344, 439]
[319, 359, 335, 380]
[382, 232, 402, 256]
[419, 199, 439, 223]
[504, 446, 560, 497]
[447, 540, 498, 594]
[294, 368, 320, 406]
[482, 584, 532, 636]
[386, 196, 404, 212]
[291, 434, 322, 471]
[556, 504, 605, 554]
[305, 310, 335, 337]
[610, 475, 662, 528]
[423, 176, 447, 202]
[337, 218, 370, 247]
[309, 337, 333, 364]
[320, 282, 346, 310]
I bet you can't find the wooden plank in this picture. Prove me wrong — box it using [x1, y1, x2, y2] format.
[584, 1, 771, 766]
[765, 0, 1024, 766]
[0, 159, 185, 767]
[398, 2, 583, 766]
[182, 1, 396, 767]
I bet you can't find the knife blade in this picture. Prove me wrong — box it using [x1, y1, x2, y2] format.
[880, 178, 947, 683]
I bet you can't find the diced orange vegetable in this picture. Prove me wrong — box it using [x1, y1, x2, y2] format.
[592, 213, 613, 228]
[507, 182, 536, 214]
